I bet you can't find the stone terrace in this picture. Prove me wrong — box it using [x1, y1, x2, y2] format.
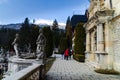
[46, 54, 120, 80]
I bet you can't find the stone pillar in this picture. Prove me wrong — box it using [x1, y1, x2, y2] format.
[97, 23, 104, 52]
[85, 31, 90, 62]
[86, 31, 90, 52]
[7, 62, 19, 75]
[90, 31, 96, 61]
[96, 23, 107, 69]
[105, 21, 113, 70]
[96, 24, 99, 51]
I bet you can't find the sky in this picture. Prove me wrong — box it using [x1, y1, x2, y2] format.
[0, 0, 89, 25]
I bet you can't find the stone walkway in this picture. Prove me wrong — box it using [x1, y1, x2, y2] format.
[46, 54, 120, 80]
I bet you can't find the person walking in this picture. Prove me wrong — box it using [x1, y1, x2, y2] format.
[69, 49, 72, 60]
[61, 50, 64, 59]
[64, 48, 69, 60]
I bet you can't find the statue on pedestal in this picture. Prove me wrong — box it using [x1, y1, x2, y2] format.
[12, 33, 20, 58]
[36, 29, 46, 59]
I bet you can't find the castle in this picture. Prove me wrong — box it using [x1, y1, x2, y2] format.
[84, 0, 120, 72]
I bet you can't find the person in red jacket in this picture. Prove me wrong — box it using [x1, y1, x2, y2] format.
[64, 48, 69, 60]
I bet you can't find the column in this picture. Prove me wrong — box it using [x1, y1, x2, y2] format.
[105, 21, 113, 70]
[92, 31, 96, 61]
[97, 23, 104, 52]
[86, 31, 90, 52]
[85, 31, 90, 62]
[96, 23, 107, 69]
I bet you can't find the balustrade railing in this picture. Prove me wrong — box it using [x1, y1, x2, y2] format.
[3, 63, 44, 80]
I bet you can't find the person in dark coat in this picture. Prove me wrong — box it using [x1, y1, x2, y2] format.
[69, 49, 72, 60]
[61, 50, 64, 59]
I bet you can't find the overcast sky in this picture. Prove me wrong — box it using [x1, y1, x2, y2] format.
[0, 0, 89, 25]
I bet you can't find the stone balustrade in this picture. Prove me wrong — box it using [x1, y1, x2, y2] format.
[3, 63, 44, 80]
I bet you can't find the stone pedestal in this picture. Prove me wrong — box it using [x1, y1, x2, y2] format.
[100, 54, 108, 69]
[85, 51, 90, 62]
[7, 57, 31, 76]
[95, 52, 108, 69]
[95, 53, 100, 68]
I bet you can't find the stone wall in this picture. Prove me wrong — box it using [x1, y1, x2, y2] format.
[112, 1, 120, 71]
[113, 18, 120, 71]
[104, 0, 111, 9]
[85, 0, 120, 72]
[112, 0, 120, 16]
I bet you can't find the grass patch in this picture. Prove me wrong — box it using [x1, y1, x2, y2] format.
[45, 57, 56, 73]
[0, 75, 3, 80]
[95, 69, 120, 75]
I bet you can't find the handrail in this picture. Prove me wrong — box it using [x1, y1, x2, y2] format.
[3, 63, 43, 80]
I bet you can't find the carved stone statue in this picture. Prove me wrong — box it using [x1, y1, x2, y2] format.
[12, 33, 20, 57]
[36, 29, 46, 59]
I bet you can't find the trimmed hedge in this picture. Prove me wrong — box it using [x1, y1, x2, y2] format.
[74, 23, 86, 55]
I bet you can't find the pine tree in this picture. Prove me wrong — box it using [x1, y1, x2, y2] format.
[30, 24, 39, 52]
[0, 28, 17, 50]
[19, 18, 31, 50]
[52, 19, 58, 30]
[52, 19, 60, 48]
[65, 16, 72, 49]
[43, 27, 53, 58]
[65, 16, 71, 31]
[59, 37, 68, 53]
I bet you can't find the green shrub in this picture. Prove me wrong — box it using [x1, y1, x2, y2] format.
[0, 75, 3, 79]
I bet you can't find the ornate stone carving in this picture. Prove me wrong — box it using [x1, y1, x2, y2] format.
[36, 29, 46, 60]
[12, 33, 20, 58]
[95, 10, 114, 17]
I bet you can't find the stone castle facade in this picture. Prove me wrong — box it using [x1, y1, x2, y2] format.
[84, 0, 120, 72]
